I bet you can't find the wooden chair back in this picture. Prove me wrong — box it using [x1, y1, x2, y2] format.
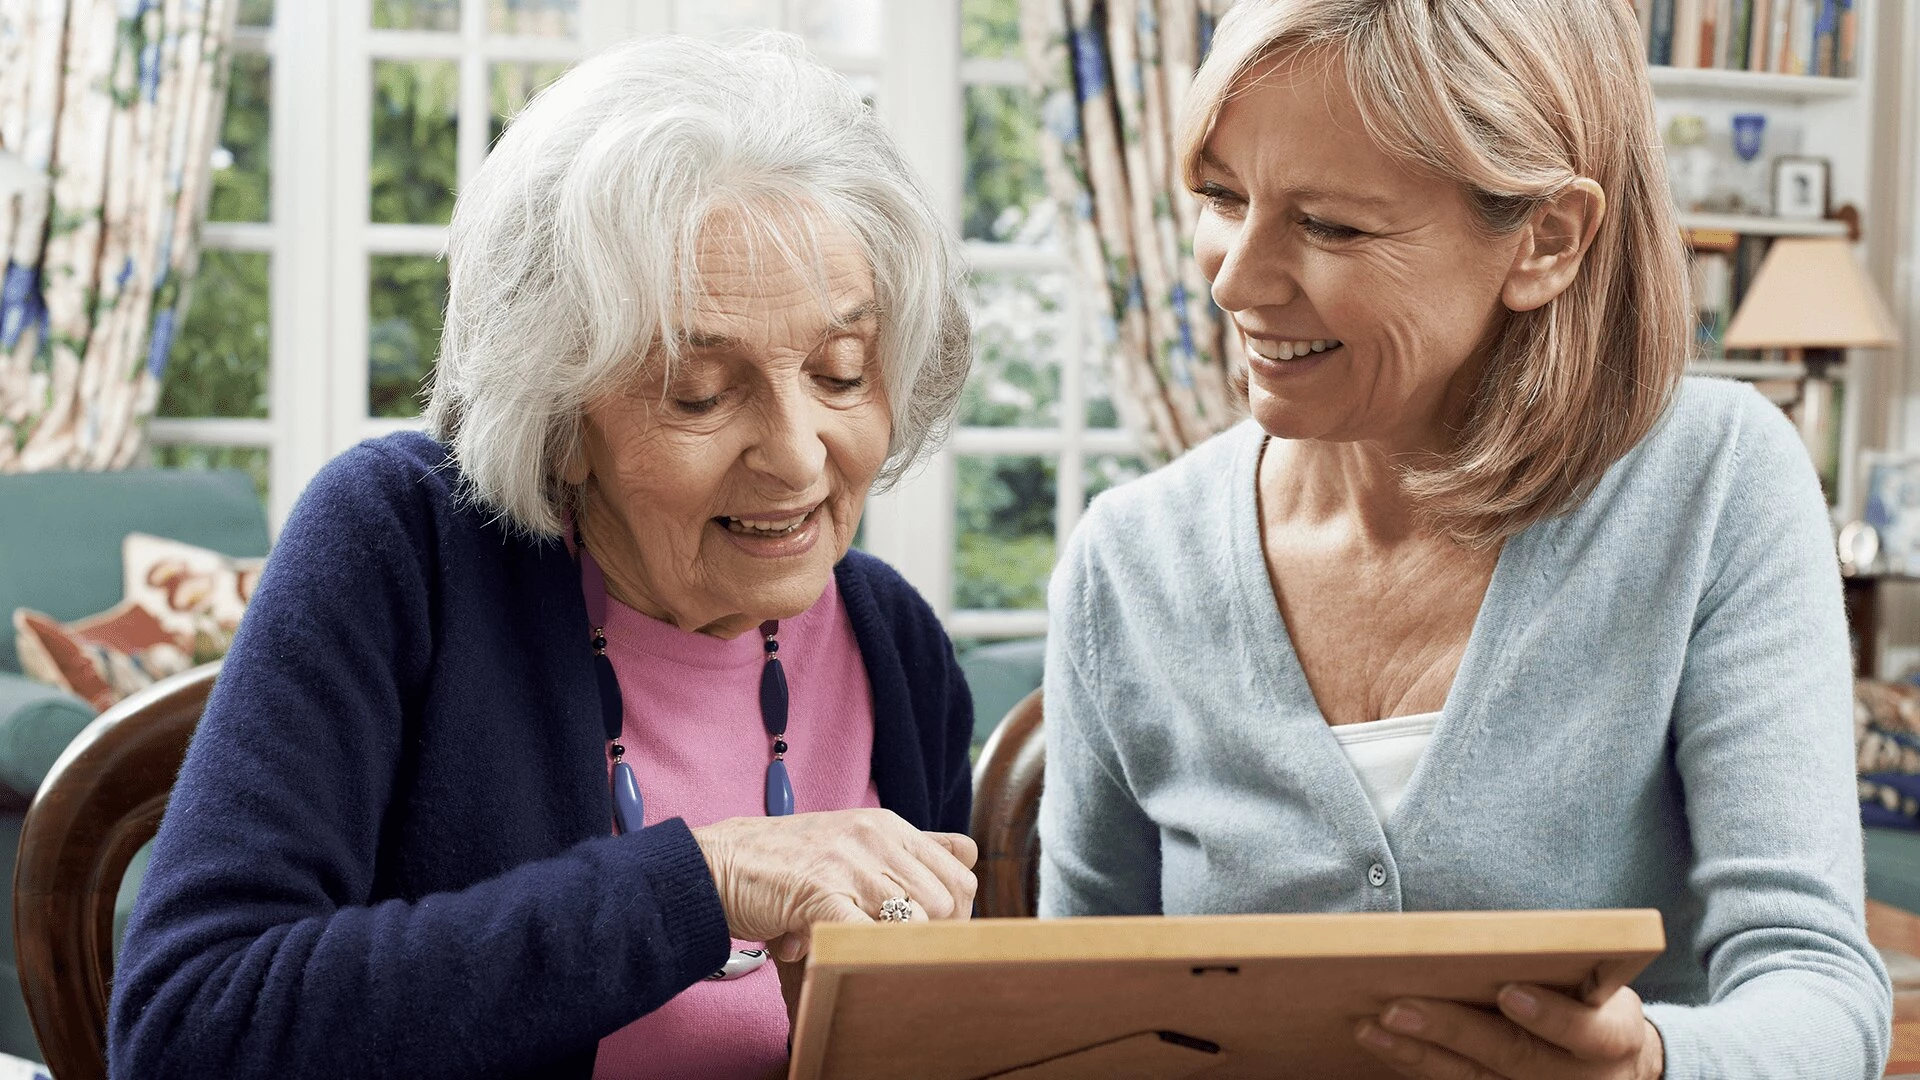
[14, 663, 214, 1080]
[969, 688, 1044, 918]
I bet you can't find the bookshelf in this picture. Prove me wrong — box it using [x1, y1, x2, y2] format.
[1692, 357, 1843, 380]
[1675, 212, 1848, 237]
[1643, 0, 1879, 515]
[1647, 67, 1859, 101]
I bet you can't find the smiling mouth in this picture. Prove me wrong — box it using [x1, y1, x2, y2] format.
[1245, 337, 1343, 361]
[715, 507, 818, 537]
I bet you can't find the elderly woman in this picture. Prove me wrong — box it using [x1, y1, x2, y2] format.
[110, 34, 975, 1080]
[1040, 2, 1890, 1078]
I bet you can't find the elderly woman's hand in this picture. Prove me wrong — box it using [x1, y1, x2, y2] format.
[692, 809, 978, 962]
[1354, 984, 1663, 1080]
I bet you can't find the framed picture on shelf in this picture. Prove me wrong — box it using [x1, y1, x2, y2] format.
[1773, 156, 1831, 220]
[1862, 453, 1920, 574]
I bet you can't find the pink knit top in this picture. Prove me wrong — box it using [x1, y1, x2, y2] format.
[592, 577, 881, 1080]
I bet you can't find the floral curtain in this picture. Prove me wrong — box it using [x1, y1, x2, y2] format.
[0, 0, 236, 472]
[1020, 0, 1242, 462]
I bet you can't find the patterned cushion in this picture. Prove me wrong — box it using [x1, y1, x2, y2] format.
[121, 532, 263, 662]
[11, 603, 192, 712]
[1856, 679, 1920, 828]
[1857, 679, 1920, 775]
[9, 533, 264, 711]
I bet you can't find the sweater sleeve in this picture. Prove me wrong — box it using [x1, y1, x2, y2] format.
[938, 637, 976, 837]
[1640, 390, 1892, 1079]
[107, 442, 731, 1080]
[1036, 516, 1163, 917]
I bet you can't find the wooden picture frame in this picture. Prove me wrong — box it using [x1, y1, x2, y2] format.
[788, 909, 1666, 1080]
[1773, 155, 1831, 220]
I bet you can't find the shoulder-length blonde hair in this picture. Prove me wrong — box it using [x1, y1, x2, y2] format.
[1180, 0, 1689, 546]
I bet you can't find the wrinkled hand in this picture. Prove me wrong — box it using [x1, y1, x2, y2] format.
[692, 809, 978, 962]
[1354, 984, 1664, 1079]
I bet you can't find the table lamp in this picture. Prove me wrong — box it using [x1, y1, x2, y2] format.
[1721, 237, 1899, 474]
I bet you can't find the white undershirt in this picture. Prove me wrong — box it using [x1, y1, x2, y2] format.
[1329, 711, 1440, 826]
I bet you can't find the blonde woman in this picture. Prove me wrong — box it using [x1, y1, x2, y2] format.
[1039, 2, 1889, 1078]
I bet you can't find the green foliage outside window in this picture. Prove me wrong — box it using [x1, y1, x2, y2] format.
[955, 0, 1079, 613]
[159, 250, 271, 419]
[207, 50, 270, 222]
[490, 62, 571, 147]
[1086, 364, 1119, 428]
[371, 60, 459, 225]
[369, 255, 449, 418]
[163, 46, 272, 422]
[962, 0, 1021, 58]
[963, 85, 1049, 244]
[955, 455, 1056, 610]
[373, 0, 459, 31]
[961, 271, 1065, 428]
[491, 0, 579, 37]
[238, 0, 272, 26]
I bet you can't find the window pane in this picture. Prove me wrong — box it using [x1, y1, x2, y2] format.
[369, 255, 448, 418]
[1086, 454, 1146, 505]
[373, 0, 460, 30]
[150, 445, 271, 505]
[491, 62, 571, 147]
[490, 0, 579, 36]
[674, 0, 782, 36]
[797, 0, 880, 55]
[955, 455, 1056, 611]
[371, 60, 459, 225]
[238, 0, 273, 28]
[962, 0, 1021, 59]
[159, 250, 271, 419]
[1085, 352, 1119, 428]
[208, 52, 271, 223]
[964, 85, 1053, 245]
[962, 270, 1067, 427]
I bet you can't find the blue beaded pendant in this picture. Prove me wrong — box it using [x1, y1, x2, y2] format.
[765, 758, 794, 817]
[758, 656, 788, 738]
[612, 759, 645, 835]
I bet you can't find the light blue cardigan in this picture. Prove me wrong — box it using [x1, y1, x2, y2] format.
[1039, 378, 1891, 1079]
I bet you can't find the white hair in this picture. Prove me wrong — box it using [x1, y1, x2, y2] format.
[426, 32, 970, 536]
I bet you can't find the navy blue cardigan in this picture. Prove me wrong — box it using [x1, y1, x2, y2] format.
[107, 433, 974, 1080]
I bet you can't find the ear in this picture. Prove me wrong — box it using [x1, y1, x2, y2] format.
[1500, 178, 1606, 313]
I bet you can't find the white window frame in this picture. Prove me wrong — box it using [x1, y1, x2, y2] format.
[864, 39, 1138, 638]
[149, 0, 1131, 638]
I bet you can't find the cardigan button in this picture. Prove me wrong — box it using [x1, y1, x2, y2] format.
[1367, 862, 1388, 888]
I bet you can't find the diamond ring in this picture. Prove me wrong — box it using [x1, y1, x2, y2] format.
[878, 896, 915, 923]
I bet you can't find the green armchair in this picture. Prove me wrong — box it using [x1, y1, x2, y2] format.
[0, 467, 267, 1061]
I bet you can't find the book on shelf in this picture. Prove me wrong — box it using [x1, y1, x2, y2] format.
[1686, 226, 1775, 361]
[1727, 0, 1753, 70]
[1650, 0, 1676, 65]
[1636, 0, 1855, 76]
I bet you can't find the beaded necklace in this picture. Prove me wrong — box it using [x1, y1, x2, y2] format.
[574, 526, 793, 982]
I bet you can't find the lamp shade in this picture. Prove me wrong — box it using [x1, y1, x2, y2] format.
[1721, 237, 1899, 349]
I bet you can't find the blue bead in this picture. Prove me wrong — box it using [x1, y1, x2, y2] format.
[612, 760, 645, 835]
[765, 759, 794, 816]
[759, 657, 788, 737]
[593, 653, 623, 741]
